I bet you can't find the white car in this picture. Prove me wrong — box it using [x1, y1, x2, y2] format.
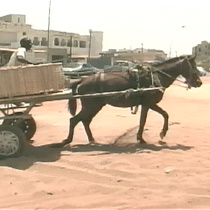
[63, 63, 100, 78]
[197, 67, 207, 76]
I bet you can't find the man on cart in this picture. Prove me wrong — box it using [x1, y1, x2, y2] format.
[6, 37, 42, 66]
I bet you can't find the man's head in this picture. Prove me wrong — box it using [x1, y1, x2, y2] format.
[20, 37, 32, 50]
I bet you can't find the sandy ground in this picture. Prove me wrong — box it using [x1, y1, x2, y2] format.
[0, 77, 210, 209]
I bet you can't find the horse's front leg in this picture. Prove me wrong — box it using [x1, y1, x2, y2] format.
[150, 104, 169, 139]
[137, 105, 149, 144]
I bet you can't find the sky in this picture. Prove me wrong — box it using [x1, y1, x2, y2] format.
[1, 0, 210, 57]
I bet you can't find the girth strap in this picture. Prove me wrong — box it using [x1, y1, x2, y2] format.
[130, 69, 162, 115]
[96, 72, 105, 92]
[130, 69, 143, 114]
[150, 71, 162, 87]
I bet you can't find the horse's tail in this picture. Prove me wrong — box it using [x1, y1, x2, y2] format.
[68, 98, 77, 116]
[68, 79, 82, 116]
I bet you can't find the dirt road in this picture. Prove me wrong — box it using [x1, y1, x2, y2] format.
[0, 77, 210, 209]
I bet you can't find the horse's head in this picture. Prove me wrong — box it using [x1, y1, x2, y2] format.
[181, 56, 202, 88]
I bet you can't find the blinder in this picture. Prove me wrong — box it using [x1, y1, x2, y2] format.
[182, 56, 202, 89]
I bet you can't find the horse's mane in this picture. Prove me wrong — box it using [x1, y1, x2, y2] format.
[153, 55, 190, 68]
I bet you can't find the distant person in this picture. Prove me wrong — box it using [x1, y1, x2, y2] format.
[6, 37, 42, 66]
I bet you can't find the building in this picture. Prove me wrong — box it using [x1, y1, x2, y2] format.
[192, 41, 210, 68]
[192, 41, 210, 58]
[0, 14, 103, 66]
[100, 48, 167, 65]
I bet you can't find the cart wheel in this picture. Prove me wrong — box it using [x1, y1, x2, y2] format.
[0, 125, 27, 159]
[2, 112, 36, 140]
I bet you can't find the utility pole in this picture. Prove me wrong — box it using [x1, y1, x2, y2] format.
[47, 0, 52, 62]
[169, 41, 172, 58]
[69, 35, 73, 61]
[88, 29, 92, 58]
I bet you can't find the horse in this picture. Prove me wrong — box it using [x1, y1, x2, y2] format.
[56, 55, 202, 147]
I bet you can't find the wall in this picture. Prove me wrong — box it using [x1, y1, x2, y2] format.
[0, 14, 26, 24]
[0, 31, 17, 45]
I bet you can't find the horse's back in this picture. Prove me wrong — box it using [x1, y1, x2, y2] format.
[78, 71, 135, 94]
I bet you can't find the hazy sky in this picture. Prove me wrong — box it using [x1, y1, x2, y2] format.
[1, 0, 210, 56]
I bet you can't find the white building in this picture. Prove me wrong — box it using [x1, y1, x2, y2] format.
[0, 14, 103, 65]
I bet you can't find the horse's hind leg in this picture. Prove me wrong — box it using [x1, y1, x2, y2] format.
[63, 100, 104, 145]
[51, 111, 83, 148]
[60, 112, 83, 146]
[81, 102, 104, 143]
[137, 105, 149, 144]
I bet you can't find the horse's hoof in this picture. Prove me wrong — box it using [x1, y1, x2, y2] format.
[139, 139, 147, 144]
[159, 140, 167, 145]
[160, 132, 166, 139]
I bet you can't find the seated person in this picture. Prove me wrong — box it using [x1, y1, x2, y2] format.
[6, 37, 42, 66]
[6, 37, 43, 107]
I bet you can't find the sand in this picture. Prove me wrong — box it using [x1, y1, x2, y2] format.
[0, 77, 210, 209]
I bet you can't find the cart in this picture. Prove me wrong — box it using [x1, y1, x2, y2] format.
[0, 61, 163, 159]
[0, 86, 163, 159]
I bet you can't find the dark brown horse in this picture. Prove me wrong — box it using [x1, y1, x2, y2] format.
[57, 56, 202, 147]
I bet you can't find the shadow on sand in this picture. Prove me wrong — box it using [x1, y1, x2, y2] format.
[0, 139, 193, 170]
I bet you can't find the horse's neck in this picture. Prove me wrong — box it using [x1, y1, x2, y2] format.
[157, 64, 181, 88]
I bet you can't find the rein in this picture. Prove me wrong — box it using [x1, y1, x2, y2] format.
[153, 57, 193, 89]
[155, 69, 184, 83]
[154, 69, 189, 89]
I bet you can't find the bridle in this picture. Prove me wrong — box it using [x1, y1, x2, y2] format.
[184, 57, 194, 89]
[152, 57, 194, 89]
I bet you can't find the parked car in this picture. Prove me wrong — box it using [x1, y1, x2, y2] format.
[113, 60, 135, 68]
[103, 65, 129, 72]
[62, 63, 100, 78]
[197, 66, 207, 76]
[104, 60, 135, 73]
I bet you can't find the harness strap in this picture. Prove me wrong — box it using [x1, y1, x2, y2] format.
[131, 69, 163, 115]
[131, 69, 142, 114]
[185, 58, 193, 89]
[136, 70, 141, 88]
[151, 71, 154, 87]
[151, 71, 162, 87]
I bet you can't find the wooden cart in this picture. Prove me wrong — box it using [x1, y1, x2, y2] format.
[0, 87, 163, 159]
[0, 63, 162, 159]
